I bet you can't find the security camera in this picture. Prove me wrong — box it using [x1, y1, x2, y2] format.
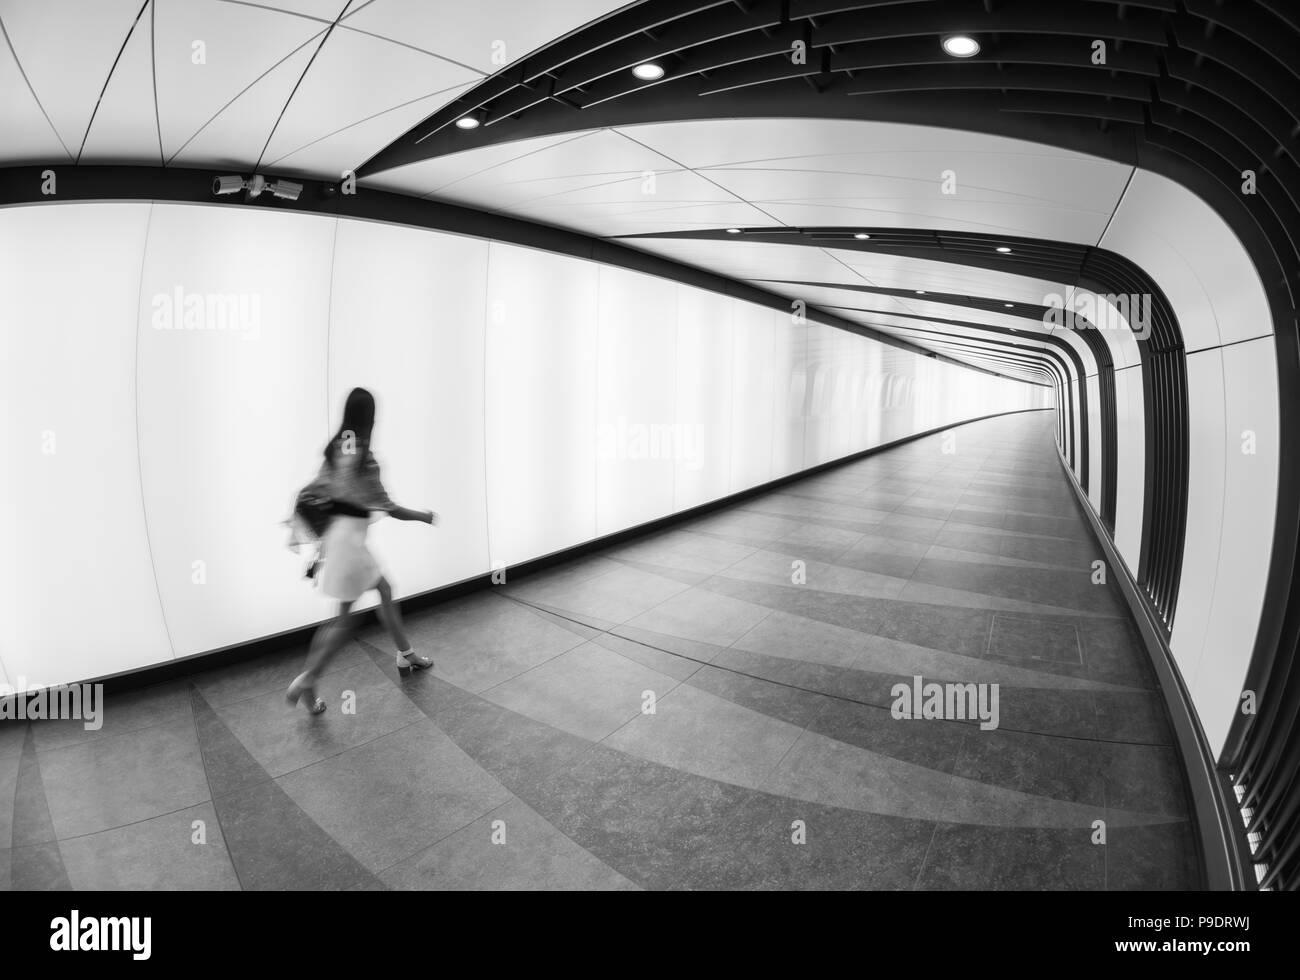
[268, 179, 303, 201]
[212, 175, 245, 195]
[211, 174, 302, 202]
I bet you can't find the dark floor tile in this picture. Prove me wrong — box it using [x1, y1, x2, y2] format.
[895, 501, 955, 522]
[11, 728, 57, 847]
[996, 687, 1098, 740]
[933, 528, 1005, 558]
[434, 689, 598, 800]
[810, 696, 968, 773]
[9, 842, 72, 891]
[948, 507, 1007, 529]
[912, 559, 1124, 615]
[610, 624, 734, 665]
[516, 742, 751, 890]
[0, 721, 25, 760]
[1106, 821, 1201, 890]
[870, 601, 993, 658]
[1093, 690, 1173, 744]
[711, 645, 855, 697]
[692, 793, 935, 890]
[1000, 533, 1100, 567]
[608, 557, 710, 587]
[916, 824, 1105, 890]
[833, 544, 926, 580]
[1102, 743, 1190, 818]
[698, 575, 888, 636]
[592, 632, 703, 682]
[213, 778, 382, 890]
[1003, 512, 1091, 540]
[954, 728, 1106, 805]
[988, 614, 1082, 665]
[190, 685, 270, 799]
[685, 664, 828, 728]
[1079, 619, 1156, 689]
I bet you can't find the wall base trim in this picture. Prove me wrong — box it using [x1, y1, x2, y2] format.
[1054, 448, 1254, 891]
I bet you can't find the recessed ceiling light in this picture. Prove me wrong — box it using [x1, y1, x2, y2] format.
[1004, 303, 1014, 308]
[454, 116, 480, 130]
[916, 290, 926, 295]
[726, 227, 742, 234]
[996, 246, 1012, 253]
[632, 62, 665, 81]
[854, 233, 871, 240]
[942, 35, 980, 58]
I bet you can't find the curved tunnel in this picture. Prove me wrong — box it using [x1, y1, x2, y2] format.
[0, 0, 1296, 893]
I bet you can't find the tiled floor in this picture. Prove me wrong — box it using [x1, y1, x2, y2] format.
[0, 412, 1200, 890]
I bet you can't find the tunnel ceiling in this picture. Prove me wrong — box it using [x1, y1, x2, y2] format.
[4, 0, 1296, 385]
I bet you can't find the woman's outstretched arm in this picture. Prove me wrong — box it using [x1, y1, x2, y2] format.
[389, 504, 437, 524]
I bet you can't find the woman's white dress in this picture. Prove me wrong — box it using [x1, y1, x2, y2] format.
[303, 446, 395, 602]
[318, 514, 382, 601]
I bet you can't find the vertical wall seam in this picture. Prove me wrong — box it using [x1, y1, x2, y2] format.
[480, 243, 494, 572]
[134, 201, 177, 660]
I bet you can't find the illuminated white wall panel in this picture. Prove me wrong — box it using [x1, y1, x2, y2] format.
[3, 201, 1044, 688]
[1102, 170, 1273, 351]
[595, 266, 677, 535]
[728, 304, 776, 491]
[484, 242, 599, 567]
[0, 203, 170, 689]
[1170, 350, 1227, 692]
[770, 316, 806, 478]
[1111, 365, 1146, 575]
[1071, 374, 1084, 483]
[878, 348, 920, 443]
[136, 203, 335, 657]
[1085, 374, 1102, 509]
[850, 344, 885, 451]
[803, 323, 845, 467]
[1195, 336, 1279, 755]
[673, 286, 732, 511]
[328, 220, 491, 605]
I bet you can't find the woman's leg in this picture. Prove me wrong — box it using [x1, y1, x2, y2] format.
[377, 576, 433, 670]
[301, 600, 357, 683]
[374, 577, 410, 652]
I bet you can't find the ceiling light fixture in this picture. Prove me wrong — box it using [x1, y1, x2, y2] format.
[941, 35, 980, 58]
[854, 233, 871, 240]
[916, 290, 926, 295]
[632, 62, 665, 81]
[996, 246, 1012, 253]
[1004, 303, 1014, 308]
[726, 227, 742, 234]
[455, 115, 480, 130]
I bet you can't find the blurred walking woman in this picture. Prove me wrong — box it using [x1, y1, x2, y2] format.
[287, 387, 436, 715]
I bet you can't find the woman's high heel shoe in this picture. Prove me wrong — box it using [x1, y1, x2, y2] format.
[395, 650, 434, 671]
[286, 673, 327, 715]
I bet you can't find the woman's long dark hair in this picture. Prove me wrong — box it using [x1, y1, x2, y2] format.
[324, 387, 376, 465]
